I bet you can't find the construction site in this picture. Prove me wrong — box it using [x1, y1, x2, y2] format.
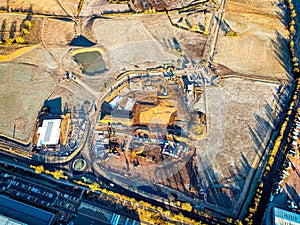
[31, 94, 91, 161]
[92, 71, 208, 200]
[0, 0, 297, 223]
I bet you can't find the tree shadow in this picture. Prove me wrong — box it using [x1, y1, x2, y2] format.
[273, 1, 290, 27]
[271, 30, 293, 80]
[214, 16, 231, 33]
[155, 156, 200, 198]
[249, 93, 289, 157]
[269, 83, 292, 127]
[9, 20, 17, 39]
[193, 155, 243, 209]
[249, 110, 274, 157]
[0, 19, 6, 41]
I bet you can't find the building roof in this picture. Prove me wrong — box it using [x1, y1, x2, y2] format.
[0, 195, 55, 225]
[0, 214, 27, 225]
[273, 207, 300, 225]
[74, 201, 140, 225]
[37, 119, 61, 147]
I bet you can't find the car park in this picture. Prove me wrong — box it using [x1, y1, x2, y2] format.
[287, 200, 298, 211]
[282, 170, 289, 176]
[280, 174, 287, 179]
[283, 161, 291, 170]
[45, 192, 53, 198]
[292, 140, 297, 146]
[27, 196, 34, 201]
[61, 212, 68, 221]
[293, 136, 298, 141]
[288, 150, 296, 157]
[11, 181, 19, 186]
[69, 196, 78, 201]
[274, 185, 283, 194]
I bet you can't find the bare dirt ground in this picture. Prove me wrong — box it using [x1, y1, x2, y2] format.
[48, 80, 96, 113]
[0, 56, 56, 141]
[85, 14, 207, 70]
[141, 14, 208, 60]
[0, 0, 294, 218]
[213, 0, 290, 80]
[79, 0, 130, 16]
[195, 78, 291, 212]
[89, 16, 179, 68]
[2, 0, 80, 16]
[0, 12, 191, 142]
[132, 0, 194, 12]
[42, 18, 74, 47]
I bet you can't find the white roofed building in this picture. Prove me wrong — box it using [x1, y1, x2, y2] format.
[37, 119, 61, 147]
[273, 207, 300, 225]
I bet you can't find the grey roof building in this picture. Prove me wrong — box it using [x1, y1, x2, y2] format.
[0, 195, 56, 225]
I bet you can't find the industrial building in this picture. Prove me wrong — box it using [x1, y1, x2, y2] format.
[0, 214, 27, 225]
[0, 195, 56, 225]
[37, 119, 62, 147]
[273, 207, 300, 225]
[74, 202, 140, 225]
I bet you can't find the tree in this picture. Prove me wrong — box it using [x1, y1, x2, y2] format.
[226, 218, 233, 223]
[268, 156, 274, 165]
[292, 57, 298, 63]
[249, 207, 255, 213]
[290, 20, 295, 26]
[226, 29, 238, 37]
[24, 20, 32, 28]
[234, 220, 243, 225]
[164, 210, 171, 217]
[289, 25, 295, 33]
[22, 28, 29, 35]
[181, 202, 192, 212]
[15, 36, 24, 43]
[5, 38, 13, 45]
